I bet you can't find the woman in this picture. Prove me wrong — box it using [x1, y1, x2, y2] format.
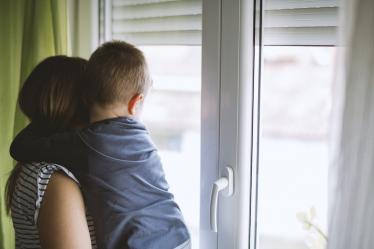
[5, 56, 96, 249]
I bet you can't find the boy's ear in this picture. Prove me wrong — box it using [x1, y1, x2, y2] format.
[128, 93, 144, 116]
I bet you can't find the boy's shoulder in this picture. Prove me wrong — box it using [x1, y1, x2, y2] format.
[83, 117, 147, 135]
[77, 117, 154, 159]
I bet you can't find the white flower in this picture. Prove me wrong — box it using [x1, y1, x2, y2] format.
[296, 206, 328, 249]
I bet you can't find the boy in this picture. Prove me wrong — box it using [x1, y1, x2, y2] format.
[10, 41, 190, 249]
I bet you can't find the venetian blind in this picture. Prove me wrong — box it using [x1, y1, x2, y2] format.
[103, 0, 339, 46]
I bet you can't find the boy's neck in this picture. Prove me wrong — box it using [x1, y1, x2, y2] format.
[90, 103, 132, 123]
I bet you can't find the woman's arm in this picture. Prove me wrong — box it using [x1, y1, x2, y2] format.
[37, 171, 92, 249]
[10, 123, 75, 167]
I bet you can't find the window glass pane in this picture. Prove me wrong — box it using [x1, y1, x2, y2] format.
[258, 46, 335, 249]
[139, 46, 201, 249]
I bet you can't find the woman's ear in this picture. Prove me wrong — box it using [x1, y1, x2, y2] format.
[128, 93, 144, 116]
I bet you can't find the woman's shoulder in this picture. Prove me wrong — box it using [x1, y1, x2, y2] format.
[12, 162, 80, 223]
[23, 162, 79, 183]
[12, 164, 97, 248]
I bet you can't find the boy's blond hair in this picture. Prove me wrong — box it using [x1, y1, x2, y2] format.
[84, 41, 151, 107]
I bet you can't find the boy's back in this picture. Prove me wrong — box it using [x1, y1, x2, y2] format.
[77, 117, 189, 248]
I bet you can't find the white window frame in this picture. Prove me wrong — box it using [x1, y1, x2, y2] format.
[201, 0, 261, 248]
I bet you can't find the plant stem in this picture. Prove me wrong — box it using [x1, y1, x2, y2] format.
[305, 220, 328, 242]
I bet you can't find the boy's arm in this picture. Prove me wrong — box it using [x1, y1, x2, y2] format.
[10, 123, 76, 167]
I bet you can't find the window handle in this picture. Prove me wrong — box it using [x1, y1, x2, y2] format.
[210, 166, 234, 232]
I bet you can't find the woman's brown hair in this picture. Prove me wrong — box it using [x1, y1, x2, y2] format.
[5, 55, 88, 213]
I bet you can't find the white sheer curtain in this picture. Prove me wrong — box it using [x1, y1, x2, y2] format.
[328, 0, 374, 248]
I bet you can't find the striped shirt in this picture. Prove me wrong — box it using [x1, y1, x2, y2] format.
[11, 162, 97, 249]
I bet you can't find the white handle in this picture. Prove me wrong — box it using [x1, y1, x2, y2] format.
[210, 167, 234, 232]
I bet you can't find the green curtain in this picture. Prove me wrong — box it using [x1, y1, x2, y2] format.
[0, 1, 67, 248]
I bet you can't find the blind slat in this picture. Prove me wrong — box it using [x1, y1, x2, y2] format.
[113, 30, 201, 45]
[113, 15, 201, 33]
[264, 7, 338, 28]
[265, 0, 339, 10]
[112, 0, 176, 7]
[112, 1, 201, 20]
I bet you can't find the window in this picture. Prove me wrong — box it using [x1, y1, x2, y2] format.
[257, 1, 338, 248]
[258, 46, 335, 249]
